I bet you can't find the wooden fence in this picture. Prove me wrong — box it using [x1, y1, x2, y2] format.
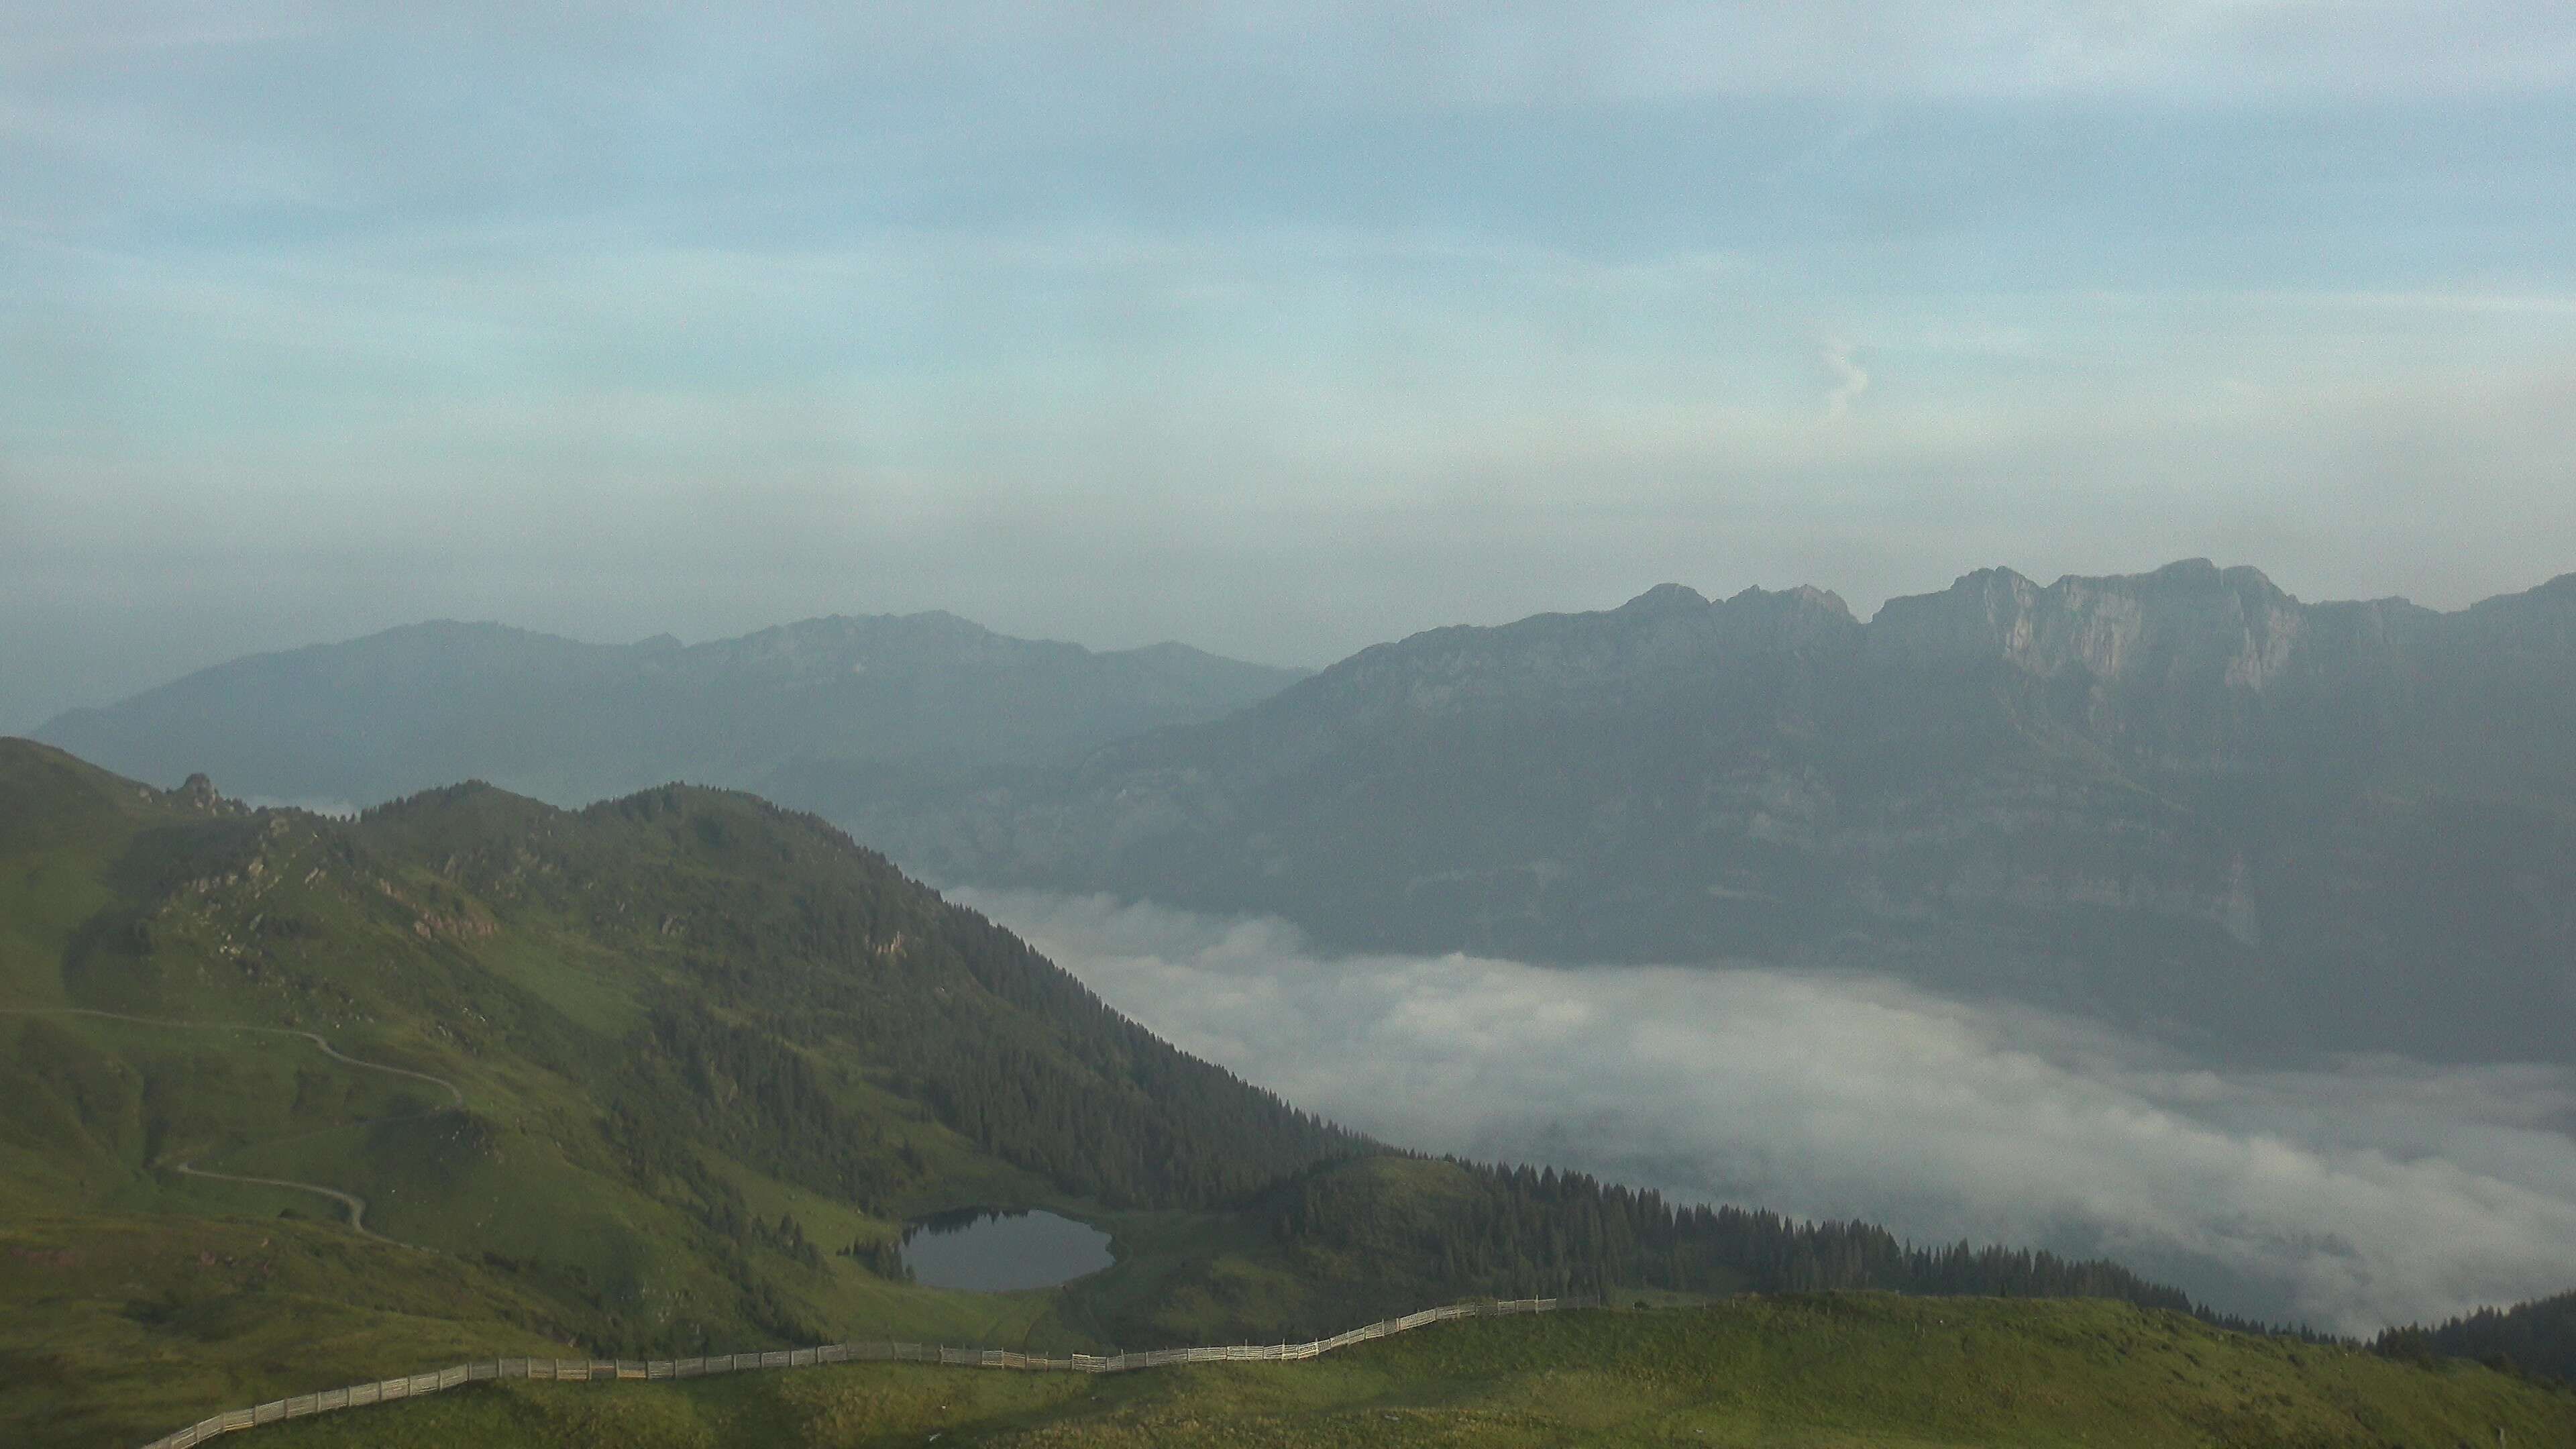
[136, 1295, 1594, 1449]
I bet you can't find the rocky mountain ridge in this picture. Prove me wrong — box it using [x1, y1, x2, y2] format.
[29, 562, 2574, 1063]
[35, 612, 1307, 813]
[864, 560, 2576, 1065]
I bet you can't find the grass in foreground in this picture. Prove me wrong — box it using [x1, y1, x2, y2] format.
[0, 1214, 573, 1449]
[238, 1294, 2576, 1448]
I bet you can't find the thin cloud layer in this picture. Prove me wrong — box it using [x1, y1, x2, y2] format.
[13, 3, 2571, 103]
[4, 4, 2572, 732]
[960, 888, 2576, 1336]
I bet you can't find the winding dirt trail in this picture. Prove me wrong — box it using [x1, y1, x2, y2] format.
[167, 1161, 384, 1237]
[0, 1006, 465, 1244]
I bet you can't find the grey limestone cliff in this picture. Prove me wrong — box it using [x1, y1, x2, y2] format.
[865, 561, 2576, 1065]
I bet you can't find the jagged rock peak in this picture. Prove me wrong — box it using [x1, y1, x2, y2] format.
[2103, 558, 2290, 601]
[1614, 582, 1861, 625]
[1955, 565, 2039, 592]
[1617, 582, 1711, 612]
[1725, 583, 1858, 623]
[1904, 560, 2298, 613]
[1869, 566, 2038, 632]
[2145, 557, 2224, 584]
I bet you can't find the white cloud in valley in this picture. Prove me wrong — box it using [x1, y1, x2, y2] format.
[960, 888, 2576, 1338]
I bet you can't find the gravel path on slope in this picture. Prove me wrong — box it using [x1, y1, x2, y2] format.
[1, 1005, 466, 1244]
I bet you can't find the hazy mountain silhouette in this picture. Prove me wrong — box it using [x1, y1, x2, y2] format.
[865, 561, 2576, 1065]
[36, 612, 1307, 811]
[35, 564, 2576, 1063]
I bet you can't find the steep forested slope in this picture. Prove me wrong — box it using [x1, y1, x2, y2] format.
[2382, 1287, 2576, 1385]
[1105, 1152, 2212, 1348]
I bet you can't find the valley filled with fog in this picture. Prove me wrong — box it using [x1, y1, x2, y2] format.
[966, 888, 2576, 1337]
[10, 4, 2576, 1444]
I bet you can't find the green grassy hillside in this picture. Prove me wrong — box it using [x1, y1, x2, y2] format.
[1, 1214, 570, 1449]
[11, 739, 2516, 1449]
[0, 739, 1368, 1447]
[233, 1295, 2576, 1448]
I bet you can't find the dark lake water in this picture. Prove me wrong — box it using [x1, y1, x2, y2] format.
[899, 1208, 1114, 1292]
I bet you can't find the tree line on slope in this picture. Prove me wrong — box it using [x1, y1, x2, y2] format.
[1269, 1158, 2198, 1312]
[2377, 1289, 2576, 1385]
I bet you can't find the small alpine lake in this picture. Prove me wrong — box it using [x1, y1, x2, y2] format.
[898, 1208, 1114, 1292]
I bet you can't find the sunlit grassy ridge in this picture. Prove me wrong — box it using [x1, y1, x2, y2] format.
[238, 1296, 2576, 1449]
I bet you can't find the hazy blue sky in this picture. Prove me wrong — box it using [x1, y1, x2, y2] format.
[7, 2, 2575, 729]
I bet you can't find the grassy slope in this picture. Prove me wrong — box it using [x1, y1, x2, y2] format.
[0, 741, 1359, 1448]
[11, 741, 2564, 1447]
[241, 1296, 2576, 1449]
[0, 1214, 571, 1449]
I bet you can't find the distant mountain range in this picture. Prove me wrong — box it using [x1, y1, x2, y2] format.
[36, 562, 2576, 1065]
[861, 561, 2576, 1065]
[34, 613, 1307, 811]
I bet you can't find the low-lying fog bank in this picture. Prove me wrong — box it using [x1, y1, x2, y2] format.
[959, 888, 2576, 1337]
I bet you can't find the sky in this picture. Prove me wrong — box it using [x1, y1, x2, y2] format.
[969, 888, 2576, 1336]
[6, 1, 2576, 731]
